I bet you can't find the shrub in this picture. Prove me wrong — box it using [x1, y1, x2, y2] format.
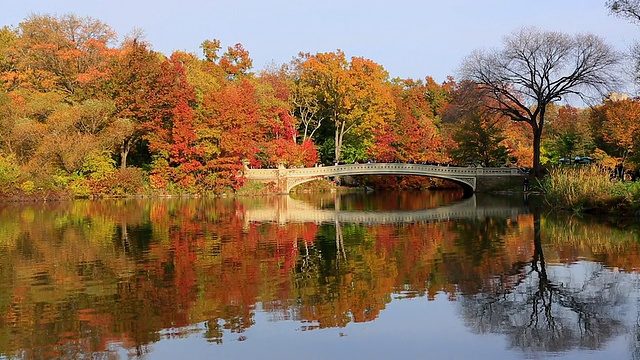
[614, 181, 640, 212]
[19, 180, 35, 194]
[81, 150, 116, 180]
[68, 177, 92, 198]
[0, 154, 21, 192]
[84, 167, 147, 197]
[104, 167, 146, 196]
[148, 157, 171, 191]
[236, 180, 268, 195]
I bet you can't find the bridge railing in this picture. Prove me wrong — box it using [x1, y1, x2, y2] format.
[244, 163, 524, 179]
[243, 168, 280, 178]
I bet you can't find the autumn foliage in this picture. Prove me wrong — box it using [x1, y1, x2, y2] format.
[0, 13, 636, 198]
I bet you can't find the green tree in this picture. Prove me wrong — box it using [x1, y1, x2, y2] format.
[544, 104, 593, 163]
[450, 111, 510, 166]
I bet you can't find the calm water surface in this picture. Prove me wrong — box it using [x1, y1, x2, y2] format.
[0, 191, 639, 359]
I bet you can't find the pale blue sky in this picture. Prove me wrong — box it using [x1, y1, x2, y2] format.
[2, 0, 639, 84]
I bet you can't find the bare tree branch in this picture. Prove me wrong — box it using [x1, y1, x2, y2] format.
[459, 27, 622, 176]
[607, 0, 640, 23]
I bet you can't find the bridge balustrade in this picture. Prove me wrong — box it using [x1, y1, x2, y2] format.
[243, 163, 525, 193]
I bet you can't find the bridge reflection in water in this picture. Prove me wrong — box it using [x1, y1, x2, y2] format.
[243, 195, 529, 225]
[244, 193, 530, 265]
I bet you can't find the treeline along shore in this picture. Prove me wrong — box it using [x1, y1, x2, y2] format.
[0, 13, 639, 217]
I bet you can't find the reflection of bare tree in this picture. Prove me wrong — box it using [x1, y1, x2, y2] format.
[459, 210, 631, 354]
[335, 220, 346, 263]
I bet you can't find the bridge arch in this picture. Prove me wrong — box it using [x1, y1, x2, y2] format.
[285, 169, 475, 194]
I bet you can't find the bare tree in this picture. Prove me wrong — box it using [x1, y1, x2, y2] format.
[608, 0, 640, 22]
[607, 0, 640, 84]
[459, 27, 621, 177]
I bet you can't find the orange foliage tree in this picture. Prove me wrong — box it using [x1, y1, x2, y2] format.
[297, 50, 395, 163]
[382, 77, 452, 163]
[590, 97, 640, 165]
[106, 37, 162, 169]
[2, 13, 116, 98]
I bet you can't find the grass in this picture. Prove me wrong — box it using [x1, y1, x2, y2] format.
[539, 165, 640, 215]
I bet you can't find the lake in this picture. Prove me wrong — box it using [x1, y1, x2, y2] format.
[0, 191, 639, 359]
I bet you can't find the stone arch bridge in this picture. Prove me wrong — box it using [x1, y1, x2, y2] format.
[244, 163, 526, 194]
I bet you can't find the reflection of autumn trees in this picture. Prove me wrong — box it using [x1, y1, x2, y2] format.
[436, 216, 534, 298]
[0, 198, 639, 357]
[541, 212, 640, 270]
[0, 200, 149, 358]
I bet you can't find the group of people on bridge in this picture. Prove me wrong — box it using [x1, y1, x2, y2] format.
[334, 159, 505, 167]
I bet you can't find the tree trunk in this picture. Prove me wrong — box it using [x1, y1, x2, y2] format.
[120, 138, 131, 169]
[303, 123, 310, 143]
[532, 126, 543, 178]
[335, 120, 346, 163]
[334, 128, 340, 163]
